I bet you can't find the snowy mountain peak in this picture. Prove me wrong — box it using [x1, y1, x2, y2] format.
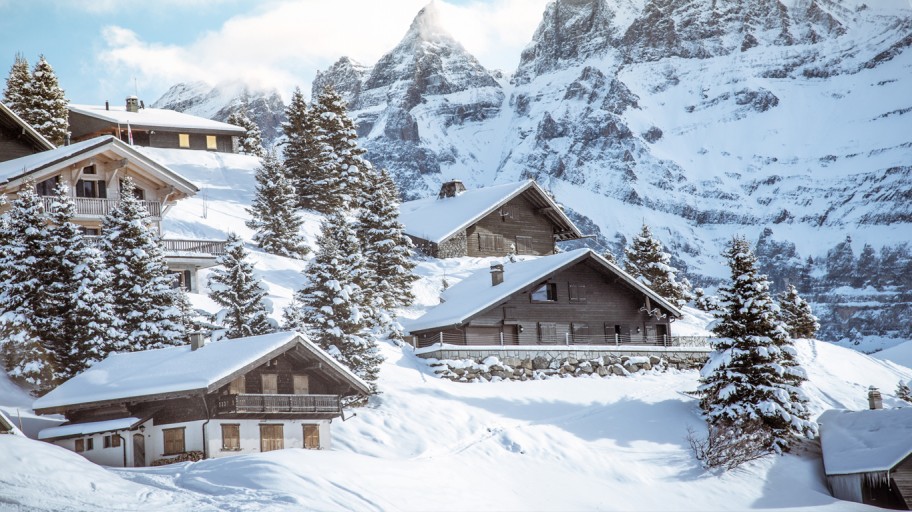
[405, 2, 454, 45]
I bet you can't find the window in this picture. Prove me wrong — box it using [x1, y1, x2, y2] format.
[293, 375, 309, 395]
[83, 165, 96, 175]
[571, 322, 590, 343]
[569, 283, 587, 302]
[303, 424, 320, 449]
[35, 176, 59, 196]
[162, 427, 185, 455]
[539, 322, 557, 343]
[81, 227, 100, 236]
[261, 374, 277, 394]
[228, 375, 245, 395]
[478, 233, 504, 253]
[531, 283, 557, 302]
[103, 435, 121, 448]
[178, 133, 190, 148]
[259, 424, 284, 452]
[86, 438, 94, 451]
[75, 439, 85, 452]
[206, 135, 217, 150]
[221, 424, 240, 451]
[76, 179, 107, 199]
[516, 235, 533, 255]
[119, 178, 145, 200]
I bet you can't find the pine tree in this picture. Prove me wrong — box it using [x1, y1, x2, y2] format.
[355, 168, 417, 319]
[624, 224, 692, 308]
[825, 235, 854, 287]
[3, 53, 30, 115]
[697, 237, 816, 454]
[245, 149, 308, 258]
[100, 178, 185, 351]
[281, 87, 325, 209]
[227, 107, 265, 157]
[855, 243, 878, 288]
[285, 212, 381, 390]
[310, 85, 369, 212]
[207, 233, 273, 338]
[24, 55, 68, 146]
[897, 380, 912, 403]
[776, 285, 819, 339]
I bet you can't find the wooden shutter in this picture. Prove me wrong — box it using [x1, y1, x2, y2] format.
[228, 375, 245, 394]
[261, 374, 277, 394]
[163, 428, 185, 455]
[259, 424, 284, 452]
[75, 439, 85, 452]
[293, 375, 309, 395]
[221, 424, 240, 451]
[303, 424, 320, 450]
[516, 236, 533, 254]
[569, 283, 587, 302]
[572, 322, 590, 343]
[494, 234, 505, 252]
[539, 322, 557, 343]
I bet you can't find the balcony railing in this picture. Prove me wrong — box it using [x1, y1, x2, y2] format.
[41, 196, 162, 218]
[416, 332, 713, 349]
[216, 394, 341, 415]
[160, 239, 227, 256]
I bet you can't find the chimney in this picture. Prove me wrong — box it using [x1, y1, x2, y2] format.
[105, 100, 109, 111]
[868, 386, 883, 410]
[490, 262, 504, 286]
[126, 96, 139, 113]
[438, 179, 466, 199]
[190, 331, 208, 351]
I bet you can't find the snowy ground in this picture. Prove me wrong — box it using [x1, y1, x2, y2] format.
[2, 148, 910, 511]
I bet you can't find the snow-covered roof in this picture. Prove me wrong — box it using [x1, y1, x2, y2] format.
[69, 104, 245, 134]
[33, 331, 370, 414]
[0, 101, 54, 152]
[818, 408, 912, 475]
[38, 417, 143, 440]
[398, 180, 583, 244]
[0, 135, 199, 195]
[404, 248, 683, 333]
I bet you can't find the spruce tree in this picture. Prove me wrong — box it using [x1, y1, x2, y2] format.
[285, 212, 380, 390]
[227, 108, 265, 157]
[698, 237, 816, 454]
[3, 53, 30, 116]
[281, 87, 325, 209]
[825, 235, 854, 287]
[624, 224, 692, 308]
[854, 243, 878, 288]
[24, 55, 68, 146]
[207, 233, 273, 338]
[776, 285, 819, 339]
[310, 85, 369, 212]
[100, 178, 185, 351]
[245, 149, 308, 258]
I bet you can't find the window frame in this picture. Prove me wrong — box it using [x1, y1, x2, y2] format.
[86, 438, 94, 451]
[75, 438, 85, 453]
[303, 424, 320, 450]
[162, 427, 186, 456]
[531, 282, 558, 303]
[477, 233, 505, 253]
[261, 373, 278, 394]
[538, 322, 558, 343]
[571, 322, 590, 343]
[75, 178, 107, 199]
[221, 424, 241, 451]
[293, 374, 309, 395]
[515, 235, 533, 255]
[35, 175, 59, 196]
[568, 283, 587, 303]
[259, 424, 284, 452]
[206, 135, 217, 150]
[227, 375, 245, 395]
[178, 133, 190, 148]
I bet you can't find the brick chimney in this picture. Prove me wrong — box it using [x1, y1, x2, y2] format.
[438, 179, 466, 199]
[190, 331, 208, 351]
[126, 96, 140, 113]
[868, 386, 883, 410]
[490, 263, 504, 286]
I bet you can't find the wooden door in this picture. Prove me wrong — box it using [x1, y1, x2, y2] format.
[656, 324, 669, 346]
[132, 433, 145, 467]
[259, 424, 284, 452]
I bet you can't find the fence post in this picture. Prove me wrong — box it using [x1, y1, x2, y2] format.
[565, 332, 570, 346]
[500, 331, 504, 347]
[439, 331, 443, 348]
[615, 333, 619, 347]
[663, 334, 668, 347]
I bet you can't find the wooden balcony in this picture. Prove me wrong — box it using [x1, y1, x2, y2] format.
[160, 239, 227, 256]
[41, 196, 162, 219]
[216, 394, 341, 416]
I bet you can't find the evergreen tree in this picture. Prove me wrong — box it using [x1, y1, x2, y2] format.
[207, 233, 273, 338]
[698, 237, 816, 454]
[309, 85, 369, 212]
[602, 249, 618, 265]
[897, 380, 912, 403]
[100, 178, 185, 351]
[854, 243, 878, 288]
[227, 107, 265, 158]
[355, 168, 417, 319]
[245, 150, 308, 258]
[825, 235, 854, 287]
[285, 212, 380, 390]
[281, 87, 325, 209]
[3, 53, 30, 115]
[624, 224, 692, 308]
[776, 285, 819, 339]
[24, 55, 68, 146]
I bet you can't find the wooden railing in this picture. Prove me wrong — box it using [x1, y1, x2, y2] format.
[216, 394, 341, 414]
[160, 239, 227, 256]
[417, 332, 712, 349]
[40, 196, 162, 218]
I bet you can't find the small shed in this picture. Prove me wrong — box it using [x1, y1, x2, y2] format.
[818, 407, 912, 509]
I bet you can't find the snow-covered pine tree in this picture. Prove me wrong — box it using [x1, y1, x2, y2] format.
[24, 55, 68, 146]
[284, 212, 380, 390]
[624, 224, 692, 308]
[355, 168, 417, 320]
[825, 235, 854, 287]
[227, 107, 265, 157]
[245, 149, 308, 258]
[281, 87, 326, 210]
[776, 285, 819, 339]
[310, 85, 369, 212]
[207, 233, 273, 339]
[698, 236, 816, 455]
[897, 380, 912, 403]
[854, 243, 878, 288]
[100, 178, 185, 351]
[3, 53, 30, 115]
[40, 184, 120, 378]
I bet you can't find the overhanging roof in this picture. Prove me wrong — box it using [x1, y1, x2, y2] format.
[38, 416, 144, 441]
[0, 101, 55, 152]
[69, 104, 245, 134]
[819, 408, 912, 475]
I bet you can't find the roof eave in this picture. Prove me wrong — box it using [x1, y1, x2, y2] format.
[0, 102, 55, 151]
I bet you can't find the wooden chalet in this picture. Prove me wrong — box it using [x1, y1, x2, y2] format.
[0, 101, 54, 163]
[398, 179, 584, 259]
[0, 135, 227, 292]
[33, 332, 370, 467]
[68, 97, 244, 153]
[819, 395, 912, 509]
[406, 248, 683, 348]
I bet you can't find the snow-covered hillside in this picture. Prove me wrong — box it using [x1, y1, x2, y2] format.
[3, 146, 912, 511]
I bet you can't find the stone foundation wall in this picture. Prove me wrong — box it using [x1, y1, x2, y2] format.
[437, 231, 468, 258]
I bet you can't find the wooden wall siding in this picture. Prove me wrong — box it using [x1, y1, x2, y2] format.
[151, 397, 208, 426]
[0, 127, 41, 162]
[149, 132, 234, 153]
[69, 112, 119, 142]
[891, 455, 912, 508]
[232, 352, 334, 396]
[465, 193, 556, 258]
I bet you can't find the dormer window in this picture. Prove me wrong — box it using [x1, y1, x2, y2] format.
[531, 282, 557, 302]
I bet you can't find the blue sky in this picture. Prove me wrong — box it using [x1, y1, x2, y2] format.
[1, 0, 548, 105]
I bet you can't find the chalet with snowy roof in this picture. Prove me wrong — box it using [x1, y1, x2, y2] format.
[33, 332, 370, 467]
[0, 135, 226, 292]
[398, 179, 584, 259]
[68, 97, 244, 153]
[0, 409, 22, 435]
[819, 397, 912, 509]
[0, 101, 54, 162]
[406, 248, 682, 348]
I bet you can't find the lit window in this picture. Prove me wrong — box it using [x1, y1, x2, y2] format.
[206, 135, 217, 150]
[531, 283, 557, 302]
[178, 133, 190, 148]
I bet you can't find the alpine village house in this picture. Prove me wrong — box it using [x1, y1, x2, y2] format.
[33, 332, 370, 467]
[0, 101, 55, 163]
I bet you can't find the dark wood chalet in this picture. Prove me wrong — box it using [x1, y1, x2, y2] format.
[68, 97, 244, 153]
[406, 248, 683, 348]
[819, 398, 912, 509]
[0, 101, 54, 162]
[398, 180, 585, 259]
[33, 332, 370, 467]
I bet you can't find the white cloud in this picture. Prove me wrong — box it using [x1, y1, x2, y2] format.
[95, 0, 549, 102]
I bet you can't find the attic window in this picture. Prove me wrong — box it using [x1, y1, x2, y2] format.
[531, 283, 557, 302]
[83, 165, 96, 174]
[206, 135, 217, 150]
[569, 283, 587, 302]
[178, 133, 190, 148]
